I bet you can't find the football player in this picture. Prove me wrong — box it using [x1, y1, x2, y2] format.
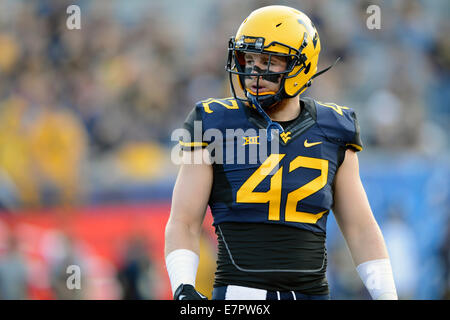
[165, 5, 398, 300]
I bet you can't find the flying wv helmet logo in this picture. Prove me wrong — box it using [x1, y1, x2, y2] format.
[297, 18, 318, 48]
[312, 32, 318, 48]
[310, 20, 319, 48]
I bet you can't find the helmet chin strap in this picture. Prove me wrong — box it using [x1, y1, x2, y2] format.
[314, 56, 341, 79]
[249, 95, 284, 142]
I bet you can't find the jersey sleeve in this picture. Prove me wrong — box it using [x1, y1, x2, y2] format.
[342, 108, 363, 152]
[178, 105, 209, 151]
[315, 101, 363, 152]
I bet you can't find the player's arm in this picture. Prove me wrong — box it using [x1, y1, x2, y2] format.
[164, 148, 212, 300]
[332, 149, 398, 300]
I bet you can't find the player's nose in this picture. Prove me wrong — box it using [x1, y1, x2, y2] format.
[251, 64, 267, 76]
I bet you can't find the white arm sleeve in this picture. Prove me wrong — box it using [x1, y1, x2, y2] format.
[356, 258, 398, 300]
[165, 249, 199, 295]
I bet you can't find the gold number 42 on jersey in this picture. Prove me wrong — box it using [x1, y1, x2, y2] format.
[236, 154, 329, 224]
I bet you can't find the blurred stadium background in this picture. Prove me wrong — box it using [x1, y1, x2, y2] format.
[0, 0, 448, 300]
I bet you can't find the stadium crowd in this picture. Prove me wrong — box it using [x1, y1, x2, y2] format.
[0, 0, 448, 299]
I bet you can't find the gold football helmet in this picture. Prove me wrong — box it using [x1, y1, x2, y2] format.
[226, 5, 325, 109]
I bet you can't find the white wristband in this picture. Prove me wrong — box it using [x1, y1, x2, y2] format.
[165, 249, 199, 295]
[356, 258, 398, 300]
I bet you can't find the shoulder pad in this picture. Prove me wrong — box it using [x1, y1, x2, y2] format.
[196, 97, 240, 115]
[179, 97, 242, 150]
[314, 100, 363, 151]
[179, 104, 208, 150]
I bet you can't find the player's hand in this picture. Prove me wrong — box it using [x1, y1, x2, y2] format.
[173, 284, 208, 300]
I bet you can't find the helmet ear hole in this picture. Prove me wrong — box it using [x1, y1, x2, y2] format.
[304, 62, 311, 74]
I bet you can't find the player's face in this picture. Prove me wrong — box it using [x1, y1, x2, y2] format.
[243, 52, 287, 95]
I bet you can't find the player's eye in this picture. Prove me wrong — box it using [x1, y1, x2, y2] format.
[245, 59, 254, 66]
[262, 60, 275, 67]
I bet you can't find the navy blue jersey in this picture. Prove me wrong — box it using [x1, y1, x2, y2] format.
[180, 97, 362, 234]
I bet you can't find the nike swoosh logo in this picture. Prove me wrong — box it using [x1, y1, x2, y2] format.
[179, 294, 187, 300]
[304, 139, 322, 148]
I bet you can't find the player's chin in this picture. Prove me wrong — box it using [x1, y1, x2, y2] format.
[262, 99, 281, 111]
